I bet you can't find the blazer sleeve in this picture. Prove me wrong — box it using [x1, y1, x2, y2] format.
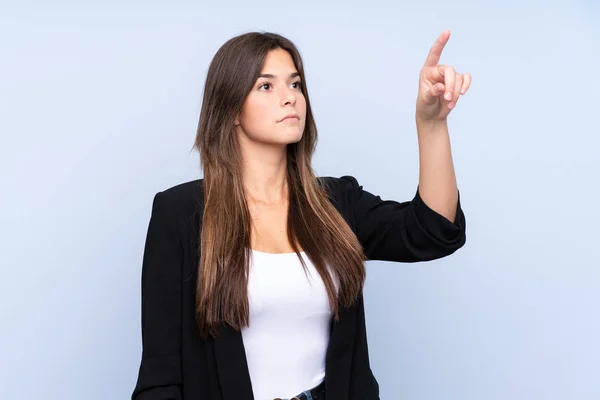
[132, 192, 183, 400]
[341, 175, 466, 263]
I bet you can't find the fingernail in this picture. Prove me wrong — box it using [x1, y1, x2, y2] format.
[445, 92, 452, 100]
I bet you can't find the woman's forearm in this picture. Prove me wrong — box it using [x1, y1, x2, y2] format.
[416, 118, 459, 223]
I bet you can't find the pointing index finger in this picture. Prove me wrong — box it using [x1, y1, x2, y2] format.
[424, 30, 451, 67]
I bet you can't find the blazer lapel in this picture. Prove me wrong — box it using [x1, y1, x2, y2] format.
[325, 300, 358, 400]
[213, 324, 254, 400]
[195, 183, 253, 399]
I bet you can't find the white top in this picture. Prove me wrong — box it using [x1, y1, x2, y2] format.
[241, 249, 334, 400]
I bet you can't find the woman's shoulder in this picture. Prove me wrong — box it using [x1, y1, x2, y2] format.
[318, 175, 362, 203]
[152, 178, 204, 220]
[317, 175, 360, 191]
[159, 178, 204, 199]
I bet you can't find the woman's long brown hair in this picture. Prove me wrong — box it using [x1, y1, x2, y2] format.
[194, 31, 366, 338]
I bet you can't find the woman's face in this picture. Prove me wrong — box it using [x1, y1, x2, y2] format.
[234, 48, 307, 146]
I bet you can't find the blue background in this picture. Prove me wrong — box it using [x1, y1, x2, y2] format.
[1, 1, 598, 398]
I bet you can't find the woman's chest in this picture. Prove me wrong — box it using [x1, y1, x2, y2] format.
[245, 250, 331, 320]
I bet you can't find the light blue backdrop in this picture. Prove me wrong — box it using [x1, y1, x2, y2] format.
[1, 1, 598, 399]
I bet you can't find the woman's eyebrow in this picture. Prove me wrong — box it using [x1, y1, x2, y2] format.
[257, 72, 300, 79]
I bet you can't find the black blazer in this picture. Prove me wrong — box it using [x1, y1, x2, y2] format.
[131, 175, 466, 400]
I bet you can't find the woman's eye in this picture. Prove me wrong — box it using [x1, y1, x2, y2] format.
[258, 81, 302, 91]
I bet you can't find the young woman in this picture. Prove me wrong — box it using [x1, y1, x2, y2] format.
[132, 30, 470, 400]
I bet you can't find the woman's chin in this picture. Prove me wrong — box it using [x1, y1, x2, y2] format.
[275, 129, 303, 144]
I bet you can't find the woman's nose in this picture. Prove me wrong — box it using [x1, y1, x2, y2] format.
[280, 86, 297, 106]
